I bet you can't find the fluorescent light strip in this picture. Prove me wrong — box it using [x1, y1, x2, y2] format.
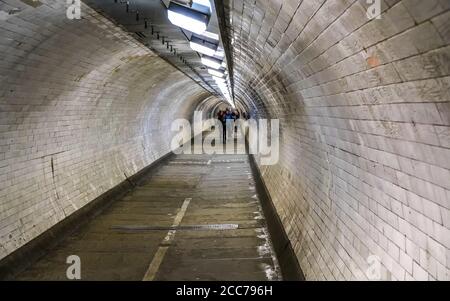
[190, 35, 218, 56]
[208, 68, 225, 78]
[168, 11, 206, 34]
[167, 2, 208, 34]
[201, 56, 222, 69]
[215, 48, 225, 58]
[192, 0, 212, 13]
[200, 31, 219, 41]
[190, 41, 216, 56]
[213, 78, 226, 84]
[193, 0, 211, 8]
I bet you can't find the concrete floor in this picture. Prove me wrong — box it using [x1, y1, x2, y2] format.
[14, 137, 281, 281]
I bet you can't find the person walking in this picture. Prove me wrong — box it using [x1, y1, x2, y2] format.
[224, 108, 234, 142]
[217, 109, 226, 143]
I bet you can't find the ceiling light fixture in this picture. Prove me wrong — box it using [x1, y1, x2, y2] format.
[213, 76, 226, 82]
[214, 47, 225, 58]
[200, 31, 219, 41]
[167, 2, 209, 34]
[193, 0, 211, 11]
[190, 35, 218, 56]
[208, 68, 225, 78]
[201, 55, 222, 69]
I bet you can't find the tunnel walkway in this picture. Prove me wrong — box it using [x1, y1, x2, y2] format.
[13, 136, 281, 281]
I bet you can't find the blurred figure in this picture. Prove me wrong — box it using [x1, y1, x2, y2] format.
[217, 109, 226, 143]
[234, 110, 240, 120]
[233, 110, 240, 133]
[224, 108, 234, 142]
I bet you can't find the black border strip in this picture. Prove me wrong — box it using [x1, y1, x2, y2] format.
[0, 151, 174, 280]
[248, 155, 305, 281]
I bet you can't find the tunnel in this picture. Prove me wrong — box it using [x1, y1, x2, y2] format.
[0, 0, 449, 282]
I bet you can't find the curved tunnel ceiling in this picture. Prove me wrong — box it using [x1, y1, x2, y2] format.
[83, 0, 229, 99]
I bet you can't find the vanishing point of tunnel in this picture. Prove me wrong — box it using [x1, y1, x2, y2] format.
[0, 0, 449, 281]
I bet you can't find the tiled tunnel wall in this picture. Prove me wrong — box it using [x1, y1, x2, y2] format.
[223, 0, 450, 280]
[0, 0, 217, 260]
